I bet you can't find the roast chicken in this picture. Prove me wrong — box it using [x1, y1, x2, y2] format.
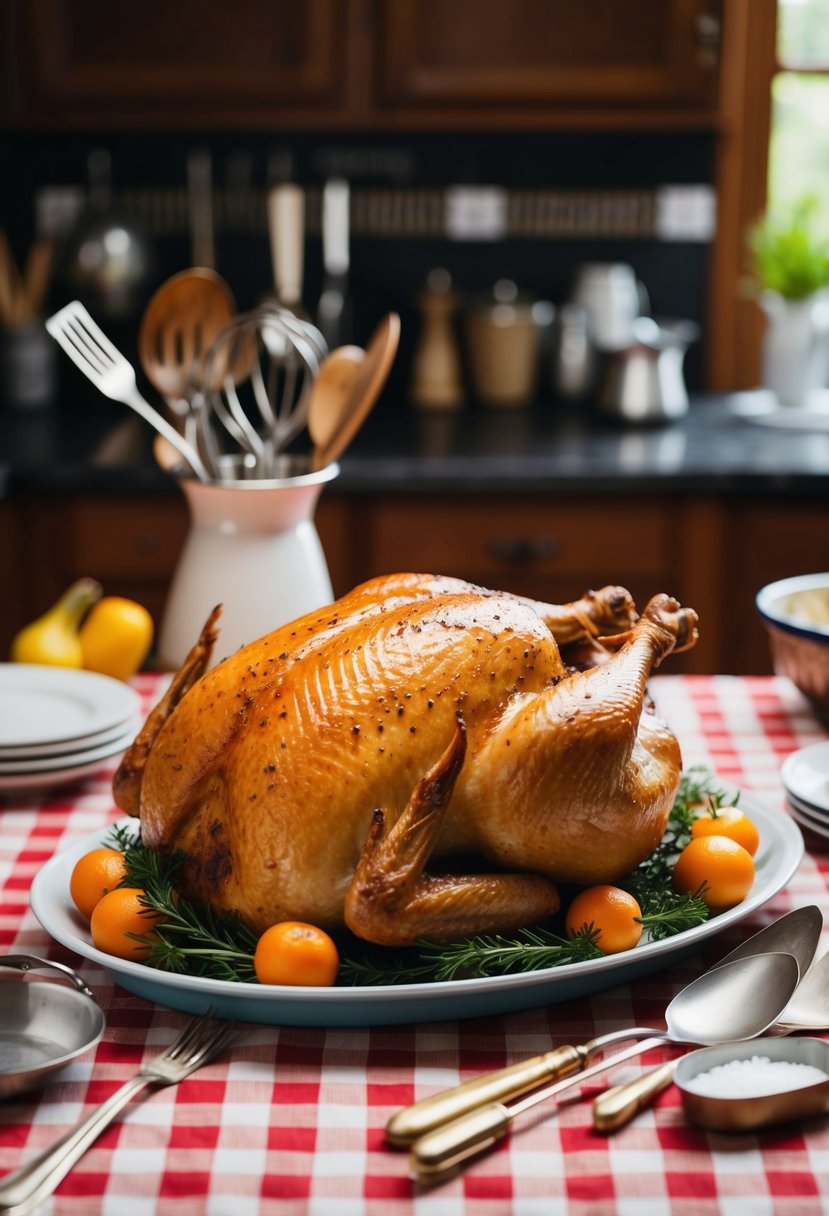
[114, 573, 698, 945]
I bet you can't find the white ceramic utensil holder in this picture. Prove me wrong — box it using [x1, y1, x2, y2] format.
[158, 461, 339, 670]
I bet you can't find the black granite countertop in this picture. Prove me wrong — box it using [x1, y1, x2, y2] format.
[1, 392, 827, 499]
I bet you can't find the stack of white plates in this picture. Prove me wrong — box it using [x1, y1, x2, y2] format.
[0, 664, 141, 794]
[781, 741, 829, 840]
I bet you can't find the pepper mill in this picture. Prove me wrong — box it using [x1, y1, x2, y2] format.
[409, 267, 464, 411]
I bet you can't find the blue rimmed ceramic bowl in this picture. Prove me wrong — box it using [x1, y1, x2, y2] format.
[756, 573, 829, 719]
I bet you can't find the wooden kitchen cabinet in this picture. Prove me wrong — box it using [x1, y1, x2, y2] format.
[7, 492, 352, 662]
[723, 502, 829, 675]
[4, 488, 822, 678]
[0, 502, 23, 657]
[366, 494, 673, 596]
[357, 493, 721, 674]
[376, 0, 721, 122]
[2, 0, 722, 130]
[1, 0, 348, 128]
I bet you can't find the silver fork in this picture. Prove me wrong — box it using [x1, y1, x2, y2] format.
[0, 1013, 241, 1215]
[45, 300, 210, 482]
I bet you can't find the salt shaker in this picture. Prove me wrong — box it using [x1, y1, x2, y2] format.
[409, 268, 464, 412]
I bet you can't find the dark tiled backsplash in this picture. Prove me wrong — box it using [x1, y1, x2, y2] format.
[4, 129, 716, 399]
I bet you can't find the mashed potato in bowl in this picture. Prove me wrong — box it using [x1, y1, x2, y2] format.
[756, 573, 829, 718]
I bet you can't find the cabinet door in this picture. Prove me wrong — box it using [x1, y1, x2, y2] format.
[367, 495, 672, 598]
[376, 0, 720, 114]
[4, 0, 346, 125]
[17, 493, 352, 661]
[725, 502, 829, 675]
[0, 503, 24, 658]
[359, 493, 723, 674]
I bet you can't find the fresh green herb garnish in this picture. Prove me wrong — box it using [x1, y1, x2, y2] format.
[109, 823, 259, 981]
[338, 926, 603, 987]
[108, 767, 728, 985]
[622, 764, 733, 919]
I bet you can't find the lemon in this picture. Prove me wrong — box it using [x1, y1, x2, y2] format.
[79, 596, 154, 681]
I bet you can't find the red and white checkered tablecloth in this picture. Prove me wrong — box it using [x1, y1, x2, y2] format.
[2, 673, 829, 1216]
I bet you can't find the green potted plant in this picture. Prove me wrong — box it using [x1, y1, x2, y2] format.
[747, 197, 829, 408]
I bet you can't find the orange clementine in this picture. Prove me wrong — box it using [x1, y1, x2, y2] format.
[90, 887, 163, 961]
[565, 885, 643, 954]
[672, 835, 755, 910]
[691, 806, 760, 856]
[253, 921, 340, 986]
[69, 848, 128, 920]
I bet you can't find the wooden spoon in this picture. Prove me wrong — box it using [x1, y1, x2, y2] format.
[308, 345, 365, 456]
[153, 432, 184, 474]
[139, 267, 235, 402]
[312, 312, 400, 471]
[139, 267, 236, 478]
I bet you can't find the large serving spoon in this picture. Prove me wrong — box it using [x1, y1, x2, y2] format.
[407, 952, 799, 1185]
[312, 312, 400, 471]
[308, 344, 365, 464]
[138, 267, 236, 475]
[594, 922, 829, 1133]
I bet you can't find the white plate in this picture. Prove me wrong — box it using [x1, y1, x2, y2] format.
[29, 793, 803, 1027]
[785, 796, 829, 842]
[0, 665, 140, 749]
[0, 724, 136, 776]
[785, 789, 829, 821]
[729, 390, 829, 430]
[781, 742, 829, 815]
[0, 715, 142, 762]
[0, 752, 128, 795]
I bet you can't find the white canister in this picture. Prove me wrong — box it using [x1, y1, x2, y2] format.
[570, 263, 649, 352]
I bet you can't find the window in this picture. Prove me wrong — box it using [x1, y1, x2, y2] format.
[767, 0, 829, 230]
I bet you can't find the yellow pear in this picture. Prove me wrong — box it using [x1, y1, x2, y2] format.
[11, 578, 103, 667]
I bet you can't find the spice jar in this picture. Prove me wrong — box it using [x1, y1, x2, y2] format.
[464, 280, 550, 409]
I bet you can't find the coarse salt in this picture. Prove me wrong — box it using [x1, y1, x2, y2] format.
[683, 1055, 828, 1099]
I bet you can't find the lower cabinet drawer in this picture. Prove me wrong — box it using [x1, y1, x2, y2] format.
[70, 499, 189, 577]
[370, 496, 672, 587]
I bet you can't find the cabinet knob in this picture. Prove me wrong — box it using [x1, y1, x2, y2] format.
[134, 532, 159, 555]
[488, 535, 559, 565]
[694, 11, 720, 68]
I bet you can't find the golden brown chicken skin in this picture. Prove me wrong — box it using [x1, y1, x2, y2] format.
[115, 573, 696, 945]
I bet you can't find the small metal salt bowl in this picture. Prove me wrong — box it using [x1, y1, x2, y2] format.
[0, 955, 105, 1099]
[675, 1036, 829, 1133]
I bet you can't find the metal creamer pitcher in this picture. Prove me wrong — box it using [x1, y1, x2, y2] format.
[598, 316, 699, 424]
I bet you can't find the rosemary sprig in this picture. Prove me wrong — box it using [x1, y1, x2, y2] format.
[107, 824, 258, 982]
[637, 890, 709, 940]
[417, 925, 603, 981]
[338, 925, 603, 986]
[624, 765, 732, 900]
[619, 766, 722, 937]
